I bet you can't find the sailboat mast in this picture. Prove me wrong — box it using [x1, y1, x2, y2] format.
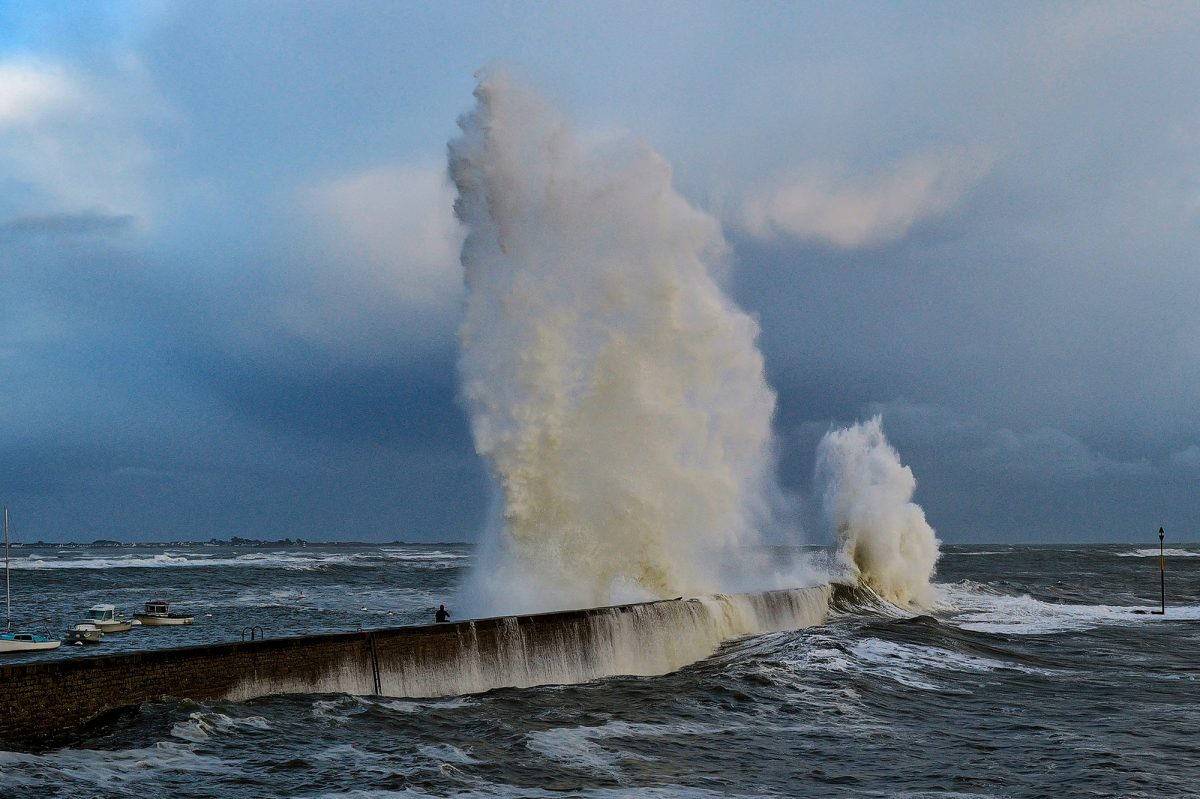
[4, 506, 10, 631]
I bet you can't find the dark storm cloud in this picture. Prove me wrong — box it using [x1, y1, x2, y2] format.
[0, 208, 479, 541]
[0, 211, 134, 240]
[193, 349, 464, 448]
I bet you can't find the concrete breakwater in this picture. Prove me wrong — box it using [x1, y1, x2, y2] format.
[0, 586, 830, 750]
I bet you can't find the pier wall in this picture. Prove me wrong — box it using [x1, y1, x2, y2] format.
[0, 586, 830, 750]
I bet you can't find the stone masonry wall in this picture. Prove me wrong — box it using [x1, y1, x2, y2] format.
[0, 631, 376, 749]
[0, 607, 605, 750]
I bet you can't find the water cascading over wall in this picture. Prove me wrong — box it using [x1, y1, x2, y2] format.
[371, 586, 831, 698]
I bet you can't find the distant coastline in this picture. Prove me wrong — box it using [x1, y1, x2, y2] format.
[5, 538, 470, 548]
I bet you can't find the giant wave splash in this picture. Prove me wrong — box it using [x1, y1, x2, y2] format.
[449, 72, 786, 616]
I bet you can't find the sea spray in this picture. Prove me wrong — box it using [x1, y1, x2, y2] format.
[815, 416, 940, 607]
[449, 72, 781, 615]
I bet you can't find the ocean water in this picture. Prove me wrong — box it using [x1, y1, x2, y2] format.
[1, 543, 1198, 798]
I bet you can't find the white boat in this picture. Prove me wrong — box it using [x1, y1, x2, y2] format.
[85, 604, 133, 633]
[1, 506, 61, 653]
[0, 631, 61, 652]
[133, 599, 194, 626]
[64, 622, 103, 645]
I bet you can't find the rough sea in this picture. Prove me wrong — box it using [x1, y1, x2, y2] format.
[1, 542, 1198, 799]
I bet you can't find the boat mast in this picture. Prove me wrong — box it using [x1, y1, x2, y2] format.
[4, 506, 10, 631]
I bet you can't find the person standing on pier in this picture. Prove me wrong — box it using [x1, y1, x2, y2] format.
[435, 604, 450, 623]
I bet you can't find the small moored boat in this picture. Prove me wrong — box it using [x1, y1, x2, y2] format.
[0, 631, 61, 652]
[64, 622, 103, 645]
[133, 599, 194, 626]
[85, 604, 133, 633]
[1, 506, 61, 653]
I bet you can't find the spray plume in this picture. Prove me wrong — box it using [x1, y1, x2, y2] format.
[816, 416, 940, 607]
[448, 72, 780, 615]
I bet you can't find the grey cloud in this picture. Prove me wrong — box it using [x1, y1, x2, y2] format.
[1169, 445, 1200, 471]
[0, 211, 135, 240]
[739, 148, 992, 249]
[861, 400, 1154, 484]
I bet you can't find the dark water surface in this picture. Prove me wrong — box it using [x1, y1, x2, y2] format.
[2, 543, 1198, 798]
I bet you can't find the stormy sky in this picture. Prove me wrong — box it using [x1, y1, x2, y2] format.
[1, 2, 1197, 543]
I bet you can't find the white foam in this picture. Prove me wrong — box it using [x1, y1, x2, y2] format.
[886, 794, 1005, 799]
[9, 548, 465, 571]
[311, 696, 366, 723]
[847, 639, 945, 691]
[526, 718, 733, 778]
[0, 742, 229, 787]
[775, 632, 948, 692]
[416, 744, 479, 765]
[525, 726, 625, 776]
[380, 548, 469, 561]
[8, 552, 191, 570]
[1115, 548, 1200, 558]
[853, 637, 1055, 685]
[170, 710, 274, 742]
[309, 786, 776, 799]
[938, 582, 1200, 634]
[374, 696, 479, 714]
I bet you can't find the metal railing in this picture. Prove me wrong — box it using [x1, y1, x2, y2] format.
[240, 625, 265, 641]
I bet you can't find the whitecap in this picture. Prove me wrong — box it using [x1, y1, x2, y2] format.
[950, 550, 1013, 556]
[417, 743, 479, 765]
[525, 719, 728, 778]
[380, 549, 470, 561]
[0, 741, 229, 787]
[1115, 548, 1200, 558]
[851, 637, 1054, 686]
[525, 726, 626, 776]
[375, 696, 478, 714]
[171, 710, 275, 742]
[937, 582, 1200, 634]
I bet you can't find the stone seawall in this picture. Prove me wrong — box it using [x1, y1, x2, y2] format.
[0, 586, 830, 750]
[0, 628, 378, 749]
